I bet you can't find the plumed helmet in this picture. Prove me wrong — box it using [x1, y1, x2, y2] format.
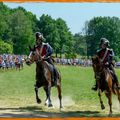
[100, 38, 110, 47]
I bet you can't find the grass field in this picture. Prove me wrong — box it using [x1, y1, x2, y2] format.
[0, 64, 120, 117]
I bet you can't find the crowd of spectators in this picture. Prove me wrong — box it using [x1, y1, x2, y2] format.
[55, 58, 92, 66]
[0, 54, 25, 70]
[1, 54, 120, 69]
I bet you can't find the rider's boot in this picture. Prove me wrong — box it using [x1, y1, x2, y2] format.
[92, 85, 97, 91]
[92, 80, 98, 91]
[53, 68, 58, 86]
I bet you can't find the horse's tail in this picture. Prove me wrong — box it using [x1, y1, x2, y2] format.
[112, 85, 117, 94]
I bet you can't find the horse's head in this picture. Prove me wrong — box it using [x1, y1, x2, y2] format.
[29, 45, 43, 62]
[26, 45, 41, 65]
[92, 55, 102, 72]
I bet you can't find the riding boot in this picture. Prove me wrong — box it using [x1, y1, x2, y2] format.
[53, 68, 58, 86]
[51, 70, 54, 82]
[92, 80, 98, 91]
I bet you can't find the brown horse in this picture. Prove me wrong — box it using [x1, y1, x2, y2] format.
[27, 46, 62, 108]
[92, 55, 120, 116]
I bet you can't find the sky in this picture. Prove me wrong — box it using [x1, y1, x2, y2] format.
[4, 2, 120, 34]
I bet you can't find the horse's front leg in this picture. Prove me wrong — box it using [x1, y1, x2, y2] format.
[47, 83, 53, 107]
[34, 85, 41, 104]
[44, 87, 49, 106]
[105, 91, 112, 116]
[98, 89, 105, 110]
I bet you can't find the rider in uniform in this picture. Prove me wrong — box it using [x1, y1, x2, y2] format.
[92, 38, 120, 91]
[35, 32, 58, 85]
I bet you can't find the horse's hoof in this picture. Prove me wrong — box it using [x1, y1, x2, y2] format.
[45, 103, 47, 106]
[108, 112, 112, 117]
[60, 106, 63, 108]
[48, 104, 53, 107]
[60, 106, 63, 109]
[37, 99, 41, 104]
[101, 104, 105, 110]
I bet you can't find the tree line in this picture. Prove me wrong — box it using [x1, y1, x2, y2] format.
[1, 2, 120, 59]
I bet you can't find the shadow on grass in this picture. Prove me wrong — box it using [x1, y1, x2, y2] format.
[0, 106, 119, 118]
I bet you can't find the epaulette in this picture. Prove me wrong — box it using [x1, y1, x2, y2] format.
[96, 49, 101, 53]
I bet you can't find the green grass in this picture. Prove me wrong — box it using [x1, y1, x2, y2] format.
[0, 64, 120, 117]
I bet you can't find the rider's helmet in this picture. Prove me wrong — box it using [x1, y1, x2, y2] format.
[100, 38, 110, 47]
[35, 32, 44, 40]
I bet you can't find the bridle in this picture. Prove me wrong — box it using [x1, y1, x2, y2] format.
[28, 49, 42, 63]
[92, 56, 105, 79]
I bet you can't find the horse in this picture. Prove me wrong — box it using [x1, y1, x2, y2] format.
[27, 45, 63, 108]
[92, 55, 120, 116]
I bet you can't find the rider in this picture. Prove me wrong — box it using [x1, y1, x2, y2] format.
[35, 32, 58, 85]
[92, 38, 120, 91]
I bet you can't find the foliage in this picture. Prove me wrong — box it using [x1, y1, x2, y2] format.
[85, 17, 120, 57]
[38, 15, 74, 58]
[9, 9, 34, 54]
[1, 3, 120, 59]
[0, 39, 13, 54]
[73, 33, 87, 56]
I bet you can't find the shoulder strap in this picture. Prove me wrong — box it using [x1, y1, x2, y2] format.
[40, 44, 44, 55]
[101, 48, 108, 62]
[36, 44, 44, 56]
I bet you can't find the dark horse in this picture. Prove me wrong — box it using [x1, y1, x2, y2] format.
[27, 46, 62, 108]
[92, 55, 120, 116]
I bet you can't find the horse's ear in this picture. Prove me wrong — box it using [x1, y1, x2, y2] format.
[33, 45, 36, 51]
[29, 46, 32, 51]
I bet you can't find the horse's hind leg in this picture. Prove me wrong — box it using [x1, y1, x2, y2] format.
[105, 91, 112, 116]
[34, 85, 41, 104]
[57, 85, 63, 109]
[98, 89, 105, 110]
[116, 88, 120, 103]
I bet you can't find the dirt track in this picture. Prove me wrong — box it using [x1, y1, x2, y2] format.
[0, 105, 120, 118]
[0, 97, 120, 118]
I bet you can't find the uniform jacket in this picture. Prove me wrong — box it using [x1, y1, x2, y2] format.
[36, 43, 53, 58]
[97, 48, 114, 65]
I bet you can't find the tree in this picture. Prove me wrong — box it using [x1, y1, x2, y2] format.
[9, 9, 34, 54]
[0, 2, 11, 42]
[73, 33, 87, 56]
[85, 17, 120, 57]
[38, 14, 60, 57]
[56, 18, 74, 58]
